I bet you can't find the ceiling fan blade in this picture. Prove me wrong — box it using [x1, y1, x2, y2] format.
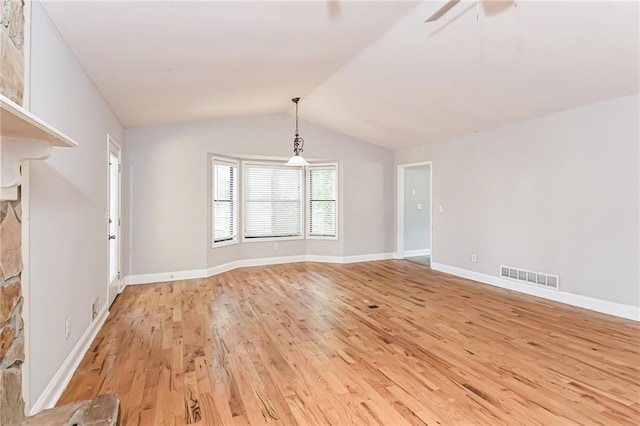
[482, 0, 515, 16]
[327, 0, 341, 20]
[425, 0, 462, 22]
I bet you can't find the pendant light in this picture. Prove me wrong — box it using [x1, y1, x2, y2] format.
[286, 97, 308, 166]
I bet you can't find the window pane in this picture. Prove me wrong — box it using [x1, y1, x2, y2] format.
[311, 169, 335, 200]
[215, 165, 232, 200]
[310, 200, 336, 236]
[244, 164, 302, 238]
[213, 159, 237, 243]
[309, 166, 337, 237]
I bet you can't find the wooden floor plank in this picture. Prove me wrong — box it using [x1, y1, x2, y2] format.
[58, 260, 640, 425]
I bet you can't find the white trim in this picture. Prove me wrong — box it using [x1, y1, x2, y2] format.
[126, 162, 133, 290]
[207, 255, 306, 276]
[398, 161, 434, 168]
[397, 167, 404, 258]
[403, 249, 431, 257]
[306, 235, 340, 241]
[125, 268, 208, 285]
[431, 262, 640, 322]
[22, 1, 32, 412]
[21, 162, 31, 414]
[242, 235, 305, 244]
[396, 161, 433, 261]
[211, 238, 239, 248]
[107, 135, 123, 301]
[125, 253, 394, 285]
[29, 306, 110, 416]
[304, 255, 345, 263]
[211, 156, 239, 248]
[342, 253, 395, 263]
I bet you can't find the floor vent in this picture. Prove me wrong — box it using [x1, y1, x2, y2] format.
[500, 265, 559, 290]
[367, 304, 379, 309]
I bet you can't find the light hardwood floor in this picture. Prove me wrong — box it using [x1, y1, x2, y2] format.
[58, 260, 640, 425]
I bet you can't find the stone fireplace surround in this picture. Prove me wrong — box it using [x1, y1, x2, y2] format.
[1, 1, 27, 422]
[0, 195, 25, 424]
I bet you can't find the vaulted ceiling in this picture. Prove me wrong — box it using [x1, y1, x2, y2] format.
[43, 1, 640, 151]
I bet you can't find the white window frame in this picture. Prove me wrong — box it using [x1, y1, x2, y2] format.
[306, 162, 339, 240]
[241, 160, 305, 243]
[212, 156, 239, 248]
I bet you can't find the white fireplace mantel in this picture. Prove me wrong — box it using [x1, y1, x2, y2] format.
[0, 94, 78, 201]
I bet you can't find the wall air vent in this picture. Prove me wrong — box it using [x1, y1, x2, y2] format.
[500, 265, 559, 290]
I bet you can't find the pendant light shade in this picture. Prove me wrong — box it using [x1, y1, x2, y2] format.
[286, 97, 308, 166]
[285, 155, 308, 166]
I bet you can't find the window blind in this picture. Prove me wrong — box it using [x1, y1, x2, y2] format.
[244, 164, 302, 239]
[308, 165, 337, 237]
[212, 158, 238, 244]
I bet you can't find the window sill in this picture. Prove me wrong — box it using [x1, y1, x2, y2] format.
[212, 239, 239, 249]
[241, 235, 305, 243]
[306, 235, 339, 241]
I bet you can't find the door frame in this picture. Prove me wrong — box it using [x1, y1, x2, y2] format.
[107, 134, 122, 304]
[396, 161, 433, 260]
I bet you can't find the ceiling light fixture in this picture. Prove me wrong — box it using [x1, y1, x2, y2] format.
[286, 97, 308, 166]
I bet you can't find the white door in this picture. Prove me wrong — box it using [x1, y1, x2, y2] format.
[108, 138, 122, 305]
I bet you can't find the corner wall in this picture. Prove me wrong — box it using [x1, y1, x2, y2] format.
[124, 115, 394, 278]
[395, 93, 640, 313]
[27, 1, 124, 408]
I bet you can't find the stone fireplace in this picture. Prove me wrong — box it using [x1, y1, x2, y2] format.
[1, 1, 26, 424]
[1, 0, 25, 107]
[0, 196, 24, 425]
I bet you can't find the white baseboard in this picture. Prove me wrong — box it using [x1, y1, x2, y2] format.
[206, 255, 309, 277]
[342, 252, 395, 263]
[403, 249, 431, 257]
[29, 305, 110, 415]
[305, 255, 345, 263]
[125, 253, 394, 286]
[431, 262, 640, 322]
[125, 267, 208, 285]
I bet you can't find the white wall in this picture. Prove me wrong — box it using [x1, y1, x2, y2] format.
[403, 165, 431, 252]
[27, 2, 124, 407]
[396, 94, 640, 308]
[124, 115, 394, 276]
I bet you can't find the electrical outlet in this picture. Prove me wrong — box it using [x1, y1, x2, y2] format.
[65, 317, 71, 339]
[417, 203, 423, 210]
[471, 254, 477, 263]
[438, 205, 444, 213]
[274, 243, 279, 250]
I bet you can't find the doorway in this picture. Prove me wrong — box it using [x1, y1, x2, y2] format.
[108, 136, 122, 305]
[397, 161, 432, 266]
